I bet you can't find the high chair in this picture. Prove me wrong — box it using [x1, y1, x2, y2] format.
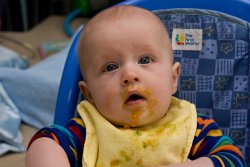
[54, 0, 250, 165]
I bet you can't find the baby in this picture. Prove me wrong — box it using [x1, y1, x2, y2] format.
[26, 5, 245, 167]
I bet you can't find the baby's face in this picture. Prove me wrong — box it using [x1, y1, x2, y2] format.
[79, 15, 180, 127]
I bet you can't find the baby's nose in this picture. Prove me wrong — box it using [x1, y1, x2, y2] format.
[122, 72, 140, 86]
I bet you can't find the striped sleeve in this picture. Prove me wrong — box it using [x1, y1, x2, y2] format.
[27, 117, 85, 167]
[189, 114, 245, 167]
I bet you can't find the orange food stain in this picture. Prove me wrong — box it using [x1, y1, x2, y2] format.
[110, 159, 121, 167]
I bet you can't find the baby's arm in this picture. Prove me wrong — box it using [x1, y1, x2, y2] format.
[26, 137, 70, 167]
[186, 114, 244, 167]
[25, 118, 85, 167]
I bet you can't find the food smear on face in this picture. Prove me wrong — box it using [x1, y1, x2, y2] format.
[121, 87, 158, 127]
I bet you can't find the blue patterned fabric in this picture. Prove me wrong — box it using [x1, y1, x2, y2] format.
[155, 9, 250, 166]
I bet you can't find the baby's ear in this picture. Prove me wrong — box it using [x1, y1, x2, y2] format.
[79, 81, 94, 103]
[171, 62, 181, 94]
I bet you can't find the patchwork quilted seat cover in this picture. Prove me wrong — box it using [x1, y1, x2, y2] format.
[155, 9, 250, 166]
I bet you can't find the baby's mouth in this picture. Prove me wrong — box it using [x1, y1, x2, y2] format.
[125, 93, 146, 106]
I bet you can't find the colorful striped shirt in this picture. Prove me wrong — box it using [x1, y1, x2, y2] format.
[28, 114, 245, 167]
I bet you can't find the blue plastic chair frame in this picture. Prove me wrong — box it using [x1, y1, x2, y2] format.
[54, 0, 250, 126]
[121, 0, 250, 23]
[54, 27, 83, 125]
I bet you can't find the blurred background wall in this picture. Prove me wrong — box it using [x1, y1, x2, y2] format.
[1, 0, 71, 31]
[0, 0, 123, 32]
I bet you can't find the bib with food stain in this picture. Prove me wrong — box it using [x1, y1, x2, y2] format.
[78, 97, 197, 167]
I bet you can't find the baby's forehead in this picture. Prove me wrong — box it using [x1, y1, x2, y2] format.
[83, 6, 165, 33]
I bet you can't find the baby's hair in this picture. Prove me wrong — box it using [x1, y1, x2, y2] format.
[79, 5, 169, 47]
[83, 5, 167, 32]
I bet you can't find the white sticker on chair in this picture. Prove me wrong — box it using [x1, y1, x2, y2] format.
[172, 28, 203, 51]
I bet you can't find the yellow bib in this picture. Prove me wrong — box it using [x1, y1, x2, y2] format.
[78, 97, 197, 167]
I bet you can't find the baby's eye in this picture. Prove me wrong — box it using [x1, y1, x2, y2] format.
[138, 56, 152, 64]
[104, 63, 118, 72]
